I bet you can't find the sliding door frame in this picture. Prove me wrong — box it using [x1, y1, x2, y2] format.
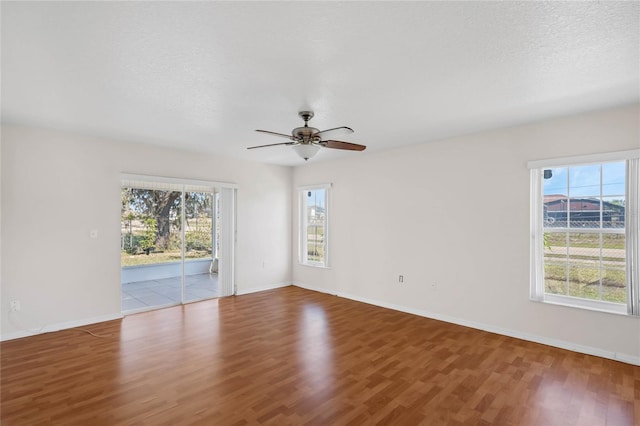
[120, 174, 237, 310]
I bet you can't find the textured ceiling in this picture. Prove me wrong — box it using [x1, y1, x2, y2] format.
[2, 1, 638, 166]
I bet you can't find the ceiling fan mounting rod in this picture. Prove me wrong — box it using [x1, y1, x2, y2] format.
[299, 111, 314, 127]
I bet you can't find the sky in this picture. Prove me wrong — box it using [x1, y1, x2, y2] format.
[307, 188, 326, 209]
[543, 161, 626, 198]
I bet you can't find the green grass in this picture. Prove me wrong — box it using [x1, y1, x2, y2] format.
[306, 227, 325, 263]
[544, 231, 626, 304]
[544, 253, 624, 263]
[545, 232, 624, 249]
[121, 250, 211, 267]
[307, 241, 325, 263]
[545, 279, 626, 303]
[544, 263, 626, 303]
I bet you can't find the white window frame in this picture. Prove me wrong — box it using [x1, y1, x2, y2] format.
[298, 184, 331, 268]
[528, 149, 640, 316]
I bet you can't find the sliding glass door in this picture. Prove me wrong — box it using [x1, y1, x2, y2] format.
[183, 190, 218, 303]
[120, 176, 235, 314]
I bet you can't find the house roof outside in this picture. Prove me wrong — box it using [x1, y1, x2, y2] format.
[544, 195, 625, 212]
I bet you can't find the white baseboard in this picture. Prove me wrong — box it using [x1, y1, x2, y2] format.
[1, 312, 124, 342]
[291, 281, 336, 295]
[235, 281, 292, 296]
[292, 283, 640, 367]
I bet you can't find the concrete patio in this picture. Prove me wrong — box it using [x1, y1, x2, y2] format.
[122, 273, 219, 313]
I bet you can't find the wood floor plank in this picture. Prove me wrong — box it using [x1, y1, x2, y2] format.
[1, 286, 638, 425]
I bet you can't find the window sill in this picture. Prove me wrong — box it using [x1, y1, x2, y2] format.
[532, 295, 630, 316]
[299, 262, 331, 270]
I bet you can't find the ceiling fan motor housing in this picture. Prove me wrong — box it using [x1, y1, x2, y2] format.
[292, 126, 320, 143]
[295, 111, 318, 143]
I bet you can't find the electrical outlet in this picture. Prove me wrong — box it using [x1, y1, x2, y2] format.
[399, 275, 404, 283]
[10, 300, 20, 312]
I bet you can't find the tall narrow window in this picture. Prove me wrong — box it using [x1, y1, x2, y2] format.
[299, 184, 330, 267]
[529, 150, 639, 315]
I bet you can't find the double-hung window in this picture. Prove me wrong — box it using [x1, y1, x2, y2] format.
[299, 184, 330, 267]
[529, 150, 639, 315]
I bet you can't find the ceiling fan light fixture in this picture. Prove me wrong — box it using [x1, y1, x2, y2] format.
[249, 111, 366, 160]
[293, 143, 320, 161]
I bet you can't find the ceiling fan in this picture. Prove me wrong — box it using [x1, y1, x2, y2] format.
[248, 111, 366, 161]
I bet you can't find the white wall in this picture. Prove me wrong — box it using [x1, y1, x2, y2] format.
[3, 106, 638, 361]
[1, 125, 292, 338]
[292, 105, 640, 363]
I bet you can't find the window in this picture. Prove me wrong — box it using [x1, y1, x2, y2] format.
[299, 185, 330, 267]
[529, 150, 639, 315]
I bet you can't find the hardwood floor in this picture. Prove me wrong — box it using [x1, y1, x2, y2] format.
[1, 286, 638, 425]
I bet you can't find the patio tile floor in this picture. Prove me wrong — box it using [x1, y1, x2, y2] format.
[122, 273, 219, 313]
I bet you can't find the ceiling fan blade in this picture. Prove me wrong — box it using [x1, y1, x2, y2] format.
[320, 140, 366, 151]
[247, 142, 297, 150]
[314, 126, 354, 140]
[255, 129, 295, 140]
